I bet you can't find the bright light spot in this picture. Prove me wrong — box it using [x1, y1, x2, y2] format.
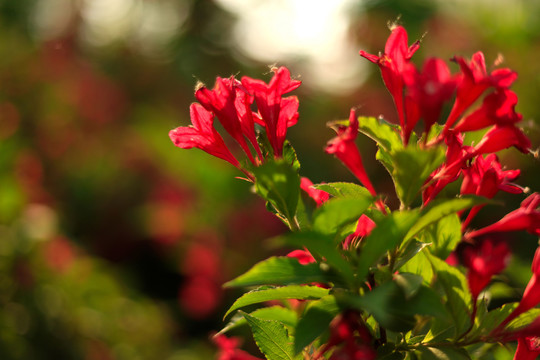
[31, 0, 190, 60]
[81, 0, 139, 46]
[31, 0, 76, 40]
[215, 0, 367, 93]
[131, 0, 191, 60]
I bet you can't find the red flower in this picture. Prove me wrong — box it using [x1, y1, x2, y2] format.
[453, 89, 522, 133]
[360, 25, 420, 142]
[343, 214, 376, 250]
[473, 125, 531, 155]
[213, 335, 263, 360]
[196, 77, 260, 164]
[169, 103, 241, 169]
[460, 154, 522, 229]
[462, 238, 511, 299]
[423, 131, 471, 205]
[179, 276, 221, 319]
[241, 66, 301, 157]
[444, 52, 517, 131]
[498, 246, 540, 330]
[461, 154, 521, 198]
[325, 109, 377, 196]
[514, 337, 540, 360]
[315, 310, 376, 360]
[404, 57, 457, 139]
[300, 177, 330, 207]
[287, 249, 315, 265]
[466, 193, 540, 239]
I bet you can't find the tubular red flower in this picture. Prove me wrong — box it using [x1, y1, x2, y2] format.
[287, 249, 316, 265]
[196, 77, 259, 164]
[514, 337, 540, 360]
[300, 177, 330, 207]
[444, 52, 517, 132]
[169, 103, 241, 169]
[404, 57, 457, 137]
[360, 25, 420, 143]
[241, 67, 301, 157]
[423, 131, 472, 205]
[498, 246, 540, 330]
[343, 214, 376, 250]
[453, 89, 522, 133]
[473, 125, 531, 154]
[462, 238, 511, 299]
[325, 109, 377, 196]
[315, 310, 376, 360]
[460, 154, 522, 229]
[213, 334, 264, 360]
[466, 193, 540, 238]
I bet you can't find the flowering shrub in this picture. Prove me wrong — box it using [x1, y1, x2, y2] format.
[170, 25, 540, 359]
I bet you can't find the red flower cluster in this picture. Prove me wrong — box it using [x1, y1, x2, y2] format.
[169, 67, 300, 180]
[213, 334, 263, 360]
[357, 25, 531, 205]
[314, 311, 376, 360]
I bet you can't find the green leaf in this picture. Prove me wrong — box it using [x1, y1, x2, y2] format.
[505, 308, 540, 332]
[312, 197, 372, 236]
[294, 195, 311, 231]
[294, 295, 340, 354]
[224, 285, 329, 319]
[219, 306, 298, 335]
[282, 140, 301, 172]
[415, 346, 471, 360]
[417, 214, 461, 260]
[377, 345, 406, 360]
[395, 240, 431, 271]
[400, 249, 434, 285]
[468, 302, 518, 338]
[348, 282, 413, 332]
[390, 146, 445, 207]
[313, 182, 372, 200]
[394, 273, 423, 300]
[357, 210, 420, 280]
[276, 231, 355, 287]
[243, 312, 301, 360]
[376, 146, 395, 175]
[356, 116, 403, 152]
[252, 159, 300, 228]
[344, 280, 448, 333]
[427, 253, 472, 337]
[224, 257, 334, 288]
[405, 196, 489, 242]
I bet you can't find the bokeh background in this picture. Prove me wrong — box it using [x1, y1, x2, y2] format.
[1, 0, 539, 359]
